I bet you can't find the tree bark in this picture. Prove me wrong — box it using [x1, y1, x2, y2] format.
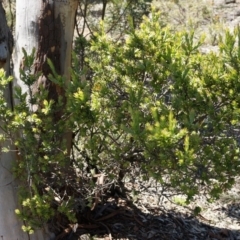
[0, 0, 78, 239]
[14, 0, 77, 155]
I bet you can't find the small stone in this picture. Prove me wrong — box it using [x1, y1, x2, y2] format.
[225, 0, 236, 4]
[220, 229, 229, 237]
[235, 9, 240, 16]
[79, 234, 91, 240]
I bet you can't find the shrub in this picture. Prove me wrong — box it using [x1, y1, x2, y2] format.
[0, 10, 240, 232]
[87, 11, 240, 201]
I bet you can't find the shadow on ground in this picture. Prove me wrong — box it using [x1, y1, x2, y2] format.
[225, 201, 240, 222]
[52, 199, 240, 240]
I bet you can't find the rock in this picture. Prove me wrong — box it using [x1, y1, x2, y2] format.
[235, 9, 240, 16]
[78, 234, 91, 240]
[225, 0, 236, 4]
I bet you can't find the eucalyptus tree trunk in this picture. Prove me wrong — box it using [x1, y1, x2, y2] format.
[0, 0, 78, 239]
[14, 0, 78, 153]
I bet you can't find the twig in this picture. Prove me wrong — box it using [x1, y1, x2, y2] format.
[98, 222, 112, 240]
[95, 209, 124, 222]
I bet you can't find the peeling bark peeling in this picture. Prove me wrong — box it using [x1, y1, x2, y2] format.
[33, 2, 64, 107]
[32, 0, 78, 151]
[33, 0, 78, 104]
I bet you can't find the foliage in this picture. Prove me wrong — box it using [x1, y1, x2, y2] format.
[76, 0, 151, 35]
[75, 0, 152, 71]
[1, 9, 240, 233]
[0, 48, 74, 232]
[86, 11, 240, 203]
[172, 196, 187, 206]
